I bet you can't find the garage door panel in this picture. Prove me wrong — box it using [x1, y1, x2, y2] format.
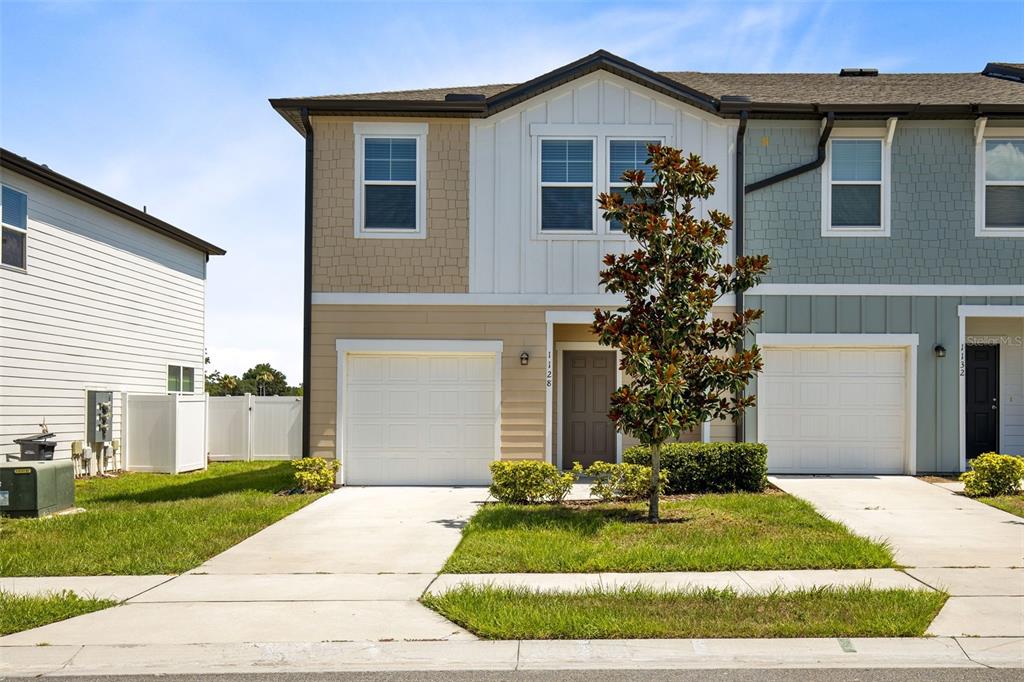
[345, 352, 496, 486]
[761, 345, 908, 475]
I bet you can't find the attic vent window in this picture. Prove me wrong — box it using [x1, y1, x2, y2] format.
[721, 95, 751, 103]
[839, 68, 879, 77]
[444, 93, 486, 102]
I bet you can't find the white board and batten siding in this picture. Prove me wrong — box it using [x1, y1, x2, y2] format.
[469, 71, 736, 296]
[0, 168, 208, 461]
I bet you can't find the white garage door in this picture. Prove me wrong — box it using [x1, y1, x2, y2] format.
[759, 346, 909, 474]
[344, 352, 496, 485]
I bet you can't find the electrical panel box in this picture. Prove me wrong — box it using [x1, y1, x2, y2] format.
[87, 390, 113, 443]
[0, 460, 75, 518]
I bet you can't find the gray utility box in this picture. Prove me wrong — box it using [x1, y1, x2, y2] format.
[0, 460, 75, 518]
[87, 390, 113, 443]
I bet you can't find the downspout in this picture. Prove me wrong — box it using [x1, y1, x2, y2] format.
[300, 107, 314, 458]
[733, 111, 748, 444]
[737, 111, 834, 443]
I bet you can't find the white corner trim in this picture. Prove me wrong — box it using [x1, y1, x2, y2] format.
[334, 337, 503, 485]
[756, 333, 919, 348]
[755, 332, 918, 475]
[353, 122, 428, 240]
[335, 338, 503, 354]
[748, 283, 1024, 297]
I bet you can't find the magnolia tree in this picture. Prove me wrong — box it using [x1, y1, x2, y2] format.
[593, 144, 770, 522]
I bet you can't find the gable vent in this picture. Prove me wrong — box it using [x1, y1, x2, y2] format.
[839, 68, 879, 77]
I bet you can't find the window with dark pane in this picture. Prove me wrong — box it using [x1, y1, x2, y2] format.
[830, 140, 882, 228]
[363, 137, 417, 230]
[2, 185, 28, 269]
[984, 140, 1024, 229]
[608, 140, 657, 231]
[540, 139, 594, 231]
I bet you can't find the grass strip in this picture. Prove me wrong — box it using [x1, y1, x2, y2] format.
[0, 589, 118, 635]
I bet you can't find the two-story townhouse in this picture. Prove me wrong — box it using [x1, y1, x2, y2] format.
[271, 51, 1023, 485]
[0, 149, 225, 463]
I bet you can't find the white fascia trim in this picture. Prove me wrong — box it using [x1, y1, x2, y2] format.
[749, 284, 1024, 297]
[958, 304, 1024, 319]
[756, 333, 919, 348]
[335, 339, 503, 354]
[353, 122, 429, 240]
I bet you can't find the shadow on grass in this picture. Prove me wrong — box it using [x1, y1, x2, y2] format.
[471, 503, 654, 535]
[89, 462, 295, 504]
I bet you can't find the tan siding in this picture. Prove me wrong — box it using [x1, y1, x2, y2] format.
[312, 117, 469, 293]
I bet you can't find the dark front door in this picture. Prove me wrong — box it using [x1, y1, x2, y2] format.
[562, 350, 616, 469]
[966, 344, 999, 460]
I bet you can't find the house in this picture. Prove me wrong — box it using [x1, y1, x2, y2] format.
[0, 149, 225, 463]
[270, 51, 1024, 485]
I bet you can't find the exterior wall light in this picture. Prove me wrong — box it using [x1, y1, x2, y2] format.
[520, 352, 529, 366]
[934, 344, 946, 358]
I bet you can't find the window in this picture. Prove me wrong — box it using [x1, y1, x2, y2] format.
[607, 139, 657, 231]
[167, 366, 194, 393]
[980, 139, 1024, 235]
[2, 185, 28, 269]
[823, 138, 889, 236]
[354, 123, 427, 238]
[540, 139, 595, 232]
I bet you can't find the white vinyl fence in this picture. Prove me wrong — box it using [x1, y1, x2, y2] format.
[208, 395, 302, 461]
[123, 393, 207, 474]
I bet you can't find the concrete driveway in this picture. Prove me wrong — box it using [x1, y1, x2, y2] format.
[0, 486, 487, 646]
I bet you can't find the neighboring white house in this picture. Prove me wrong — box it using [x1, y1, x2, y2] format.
[0, 148, 225, 462]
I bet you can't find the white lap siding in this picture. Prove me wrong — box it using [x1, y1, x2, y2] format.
[0, 170, 207, 461]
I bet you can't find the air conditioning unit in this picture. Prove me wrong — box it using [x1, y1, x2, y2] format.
[0, 460, 75, 518]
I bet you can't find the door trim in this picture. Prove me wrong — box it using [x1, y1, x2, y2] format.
[555, 342, 622, 470]
[335, 339, 503, 486]
[754, 333, 919, 475]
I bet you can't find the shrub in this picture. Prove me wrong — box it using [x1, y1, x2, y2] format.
[577, 461, 667, 501]
[960, 452, 1024, 498]
[291, 457, 340, 492]
[489, 460, 575, 504]
[623, 442, 767, 494]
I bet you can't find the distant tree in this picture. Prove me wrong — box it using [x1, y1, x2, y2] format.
[206, 370, 242, 396]
[242, 363, 290, 396]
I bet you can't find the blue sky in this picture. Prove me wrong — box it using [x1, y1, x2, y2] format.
[2, 0, 1021, 383]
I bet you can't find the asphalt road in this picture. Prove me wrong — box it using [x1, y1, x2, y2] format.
[8, 670, 1019, 682]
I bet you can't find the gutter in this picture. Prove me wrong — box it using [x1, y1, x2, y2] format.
[300, 107, 314, 458]
[745, 112, 835, 193]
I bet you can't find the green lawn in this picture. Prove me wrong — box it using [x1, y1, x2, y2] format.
[0, 462, 321, 576]
[0, 590, 118, 636]
[423, 585, 946, 639]
[443, 493, 894, 573]
[977, 494, 1024, 518]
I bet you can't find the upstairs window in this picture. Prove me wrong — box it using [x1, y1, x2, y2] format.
[607, 139, 657, 232]
[981, 139, 1024, 234]
[354, 123, 427, 238]
[1, 185, 28, 269]
[823, 138, 889, 237]
[540, 139, 595, 232]
[167, 365, 195, 394]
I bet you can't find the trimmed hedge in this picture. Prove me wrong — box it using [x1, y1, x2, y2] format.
[623, 442, 768, 494]
[961, 452, 1024, 498]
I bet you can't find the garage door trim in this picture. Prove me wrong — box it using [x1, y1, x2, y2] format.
[335, 339, 503, 485]
[755, 333, 918, 475]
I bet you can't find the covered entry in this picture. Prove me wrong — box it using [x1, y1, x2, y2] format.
[756, 334, 917, 475]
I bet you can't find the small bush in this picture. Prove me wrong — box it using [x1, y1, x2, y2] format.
[292, 457, 340, 492]
[489, 460, 575, 504]
[960, 452, 1024, 498]
[623, 442, 768, 494]
[577, 461, 666, 501]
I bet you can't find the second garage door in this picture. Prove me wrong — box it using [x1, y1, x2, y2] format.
[343, 352, 497, 485]
[759, 346, 910, 474]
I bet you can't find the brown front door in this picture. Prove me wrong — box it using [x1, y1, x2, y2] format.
[562, 350, 617, 469]
[966, 344, 1000, 460]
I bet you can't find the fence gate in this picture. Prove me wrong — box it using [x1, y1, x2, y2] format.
[207, 395, 302, 461]
[123, 393, 207, 474]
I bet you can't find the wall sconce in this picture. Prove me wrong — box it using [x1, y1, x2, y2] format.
[934, 344, 946, 358]
[520, 352, 530, 366]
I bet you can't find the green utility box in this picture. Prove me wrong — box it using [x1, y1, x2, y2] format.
[0, 460, 75, 518]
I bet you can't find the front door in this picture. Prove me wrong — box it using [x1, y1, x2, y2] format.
[966, 344, 999, 460]
[562, 350, 617, 469]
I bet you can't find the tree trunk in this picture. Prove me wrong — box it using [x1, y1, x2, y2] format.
[648, 442, 661, 523]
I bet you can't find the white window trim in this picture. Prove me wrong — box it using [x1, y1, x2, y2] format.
[974, 125, 1024, 238]
[1, 183, 28, 271]
[353, 122, 428, 239]
[166, 365, 195, 394]
[821, 128, 892, 238]
[606, 136, 664, 233]
[536, 136, 598, 235]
